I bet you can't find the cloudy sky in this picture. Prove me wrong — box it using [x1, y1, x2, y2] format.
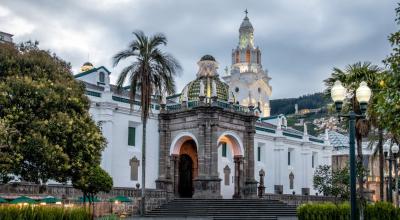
[0, 0, 397, 99]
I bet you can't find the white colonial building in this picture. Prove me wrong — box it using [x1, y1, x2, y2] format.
[74, 14, 332, 199]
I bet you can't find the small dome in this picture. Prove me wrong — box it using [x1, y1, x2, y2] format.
[80, 62, 94, 72]
[239, 16, 254, 33]
[200, 55, 216, 61]
[83, 62, 93, 66]
[180, 76, 229, 102]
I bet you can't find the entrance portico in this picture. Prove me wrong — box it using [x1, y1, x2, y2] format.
[156, 104, 258, 199]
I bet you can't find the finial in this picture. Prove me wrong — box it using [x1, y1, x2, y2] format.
[303, 122, 308, 136]
[161, 92, 167, 105]
[228, 89, 234, 104]
[199, 80, 205, 97]
[182, 87, 188, 102]
[212, 80, 217, 97]
[244, 9, 248, 17]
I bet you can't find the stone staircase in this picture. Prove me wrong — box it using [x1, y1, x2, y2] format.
[145, 199, 298, 220]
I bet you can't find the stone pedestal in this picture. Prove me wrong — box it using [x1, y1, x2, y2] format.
[274, 185, 283, 194]
[193, 176, 222, 199]
[155, 178, 173, 200]
[301, 188, 310, 195]
[244, 179, 258, 199]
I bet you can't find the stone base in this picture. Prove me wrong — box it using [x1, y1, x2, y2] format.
[192, 176, 222, 199]
[301, 188, 310, 196]
[155, 178, 173, 200]
[274, 185, 283, 194]
[244, 179, 258, 199]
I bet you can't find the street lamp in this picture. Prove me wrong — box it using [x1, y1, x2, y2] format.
[393, 143, 399, 207]
[384, 141, 399, 205]
[331, 80, 372, 220]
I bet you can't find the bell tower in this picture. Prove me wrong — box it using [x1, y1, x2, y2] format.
[223, 10, 272, 117]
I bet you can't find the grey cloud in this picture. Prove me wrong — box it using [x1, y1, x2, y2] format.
[1, 0, 397, 98]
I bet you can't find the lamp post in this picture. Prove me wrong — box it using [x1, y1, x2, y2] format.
[331, 80, 372, 220]
[393, 144, 399, 207]
[384, 141, 399, 205]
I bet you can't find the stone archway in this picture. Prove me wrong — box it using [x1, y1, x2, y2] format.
[217, 132, 244, 199]
[168, 133, 198, 198]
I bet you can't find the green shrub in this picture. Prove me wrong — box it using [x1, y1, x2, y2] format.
[297, 202, 400, 220]
[0, 205, 91, 220]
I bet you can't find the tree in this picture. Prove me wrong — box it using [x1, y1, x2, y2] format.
[113, 31, 181, 215]
[0, 42, 106, 185]
[377, 4, 400, 145]
[324, 62, 384, 201]
[73, 165, 113, 210]
[313, 165, 350, 201]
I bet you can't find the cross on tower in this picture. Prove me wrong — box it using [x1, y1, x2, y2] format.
[244, 9, 248, 17]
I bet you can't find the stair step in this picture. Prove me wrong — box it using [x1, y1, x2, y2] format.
[146, 199, 297, 219]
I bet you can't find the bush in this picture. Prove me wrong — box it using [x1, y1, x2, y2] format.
[0, 205, 91, 220]
[297, 202, 400, 220]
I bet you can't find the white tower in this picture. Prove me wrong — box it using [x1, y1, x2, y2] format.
[222, 10, 272, 117]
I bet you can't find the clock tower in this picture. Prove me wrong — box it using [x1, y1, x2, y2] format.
[223, 11, 272, 117]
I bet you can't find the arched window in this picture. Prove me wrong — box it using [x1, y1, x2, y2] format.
[246, 49, 251, 63]
[289, 172, 294, 189]
[235, 51, 240, 63]
[99, 72, 105, 83]
[257, 51, 261, 64]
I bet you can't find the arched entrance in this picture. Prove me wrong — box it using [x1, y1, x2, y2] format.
[169, 134, 198, 198]
[217, 132, 244, 199]
[178, 139, 198, 197]
[179, 154, 193, 197]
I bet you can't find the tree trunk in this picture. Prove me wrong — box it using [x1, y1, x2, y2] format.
[378, 127, 384, 201]
[141, 121, 147, 216]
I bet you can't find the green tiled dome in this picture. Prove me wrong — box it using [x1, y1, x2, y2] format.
[180, 76, 229, 102]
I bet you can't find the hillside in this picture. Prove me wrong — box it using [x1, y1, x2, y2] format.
[270, 92, 329, 116]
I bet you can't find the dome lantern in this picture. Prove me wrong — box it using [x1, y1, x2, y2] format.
[180, 55, 230, 102]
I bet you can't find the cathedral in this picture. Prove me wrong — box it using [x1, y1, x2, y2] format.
[74, 14, 331, 199]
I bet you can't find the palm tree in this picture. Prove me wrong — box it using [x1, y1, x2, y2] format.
[324, 62, 383, 202]
[113, 31, 181, 215]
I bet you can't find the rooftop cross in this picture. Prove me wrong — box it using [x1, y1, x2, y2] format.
[244, 9, 248, 17]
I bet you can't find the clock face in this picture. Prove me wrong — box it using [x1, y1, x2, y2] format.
[240, 35, 247, 48]
[240, 33, 254, 48]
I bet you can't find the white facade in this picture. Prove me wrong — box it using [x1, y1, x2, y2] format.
[74, 14, 332, 198]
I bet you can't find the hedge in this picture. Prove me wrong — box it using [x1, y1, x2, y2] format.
[297, 202, 400, 220]
[0, 205, 91, 220]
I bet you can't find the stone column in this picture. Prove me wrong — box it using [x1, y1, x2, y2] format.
[193, 118, 222, 199]
[244, 125, 258, 199]
[171, 154, 180, 197]
[210, 123, 219, 177]
[100, 119, 113, 175]
[258, 169, 266, 198]
[233, 155, 243, 199]
[301, 151, 310, 195]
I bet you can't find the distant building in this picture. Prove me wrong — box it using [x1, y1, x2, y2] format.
[0, 32, 13, 43]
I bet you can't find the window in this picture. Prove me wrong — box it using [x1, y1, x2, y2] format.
[288, 151, 291, 166]
[246, 49, 251, 63]
[224, 165, 231, 186]
[99, 72, 105, 83]
[312, 154, 315, 168]
[128, 127, 136, 146]
[235, 87, 239, 93]
[257, 146, 261, 162]
[222, 143, 227, 157]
